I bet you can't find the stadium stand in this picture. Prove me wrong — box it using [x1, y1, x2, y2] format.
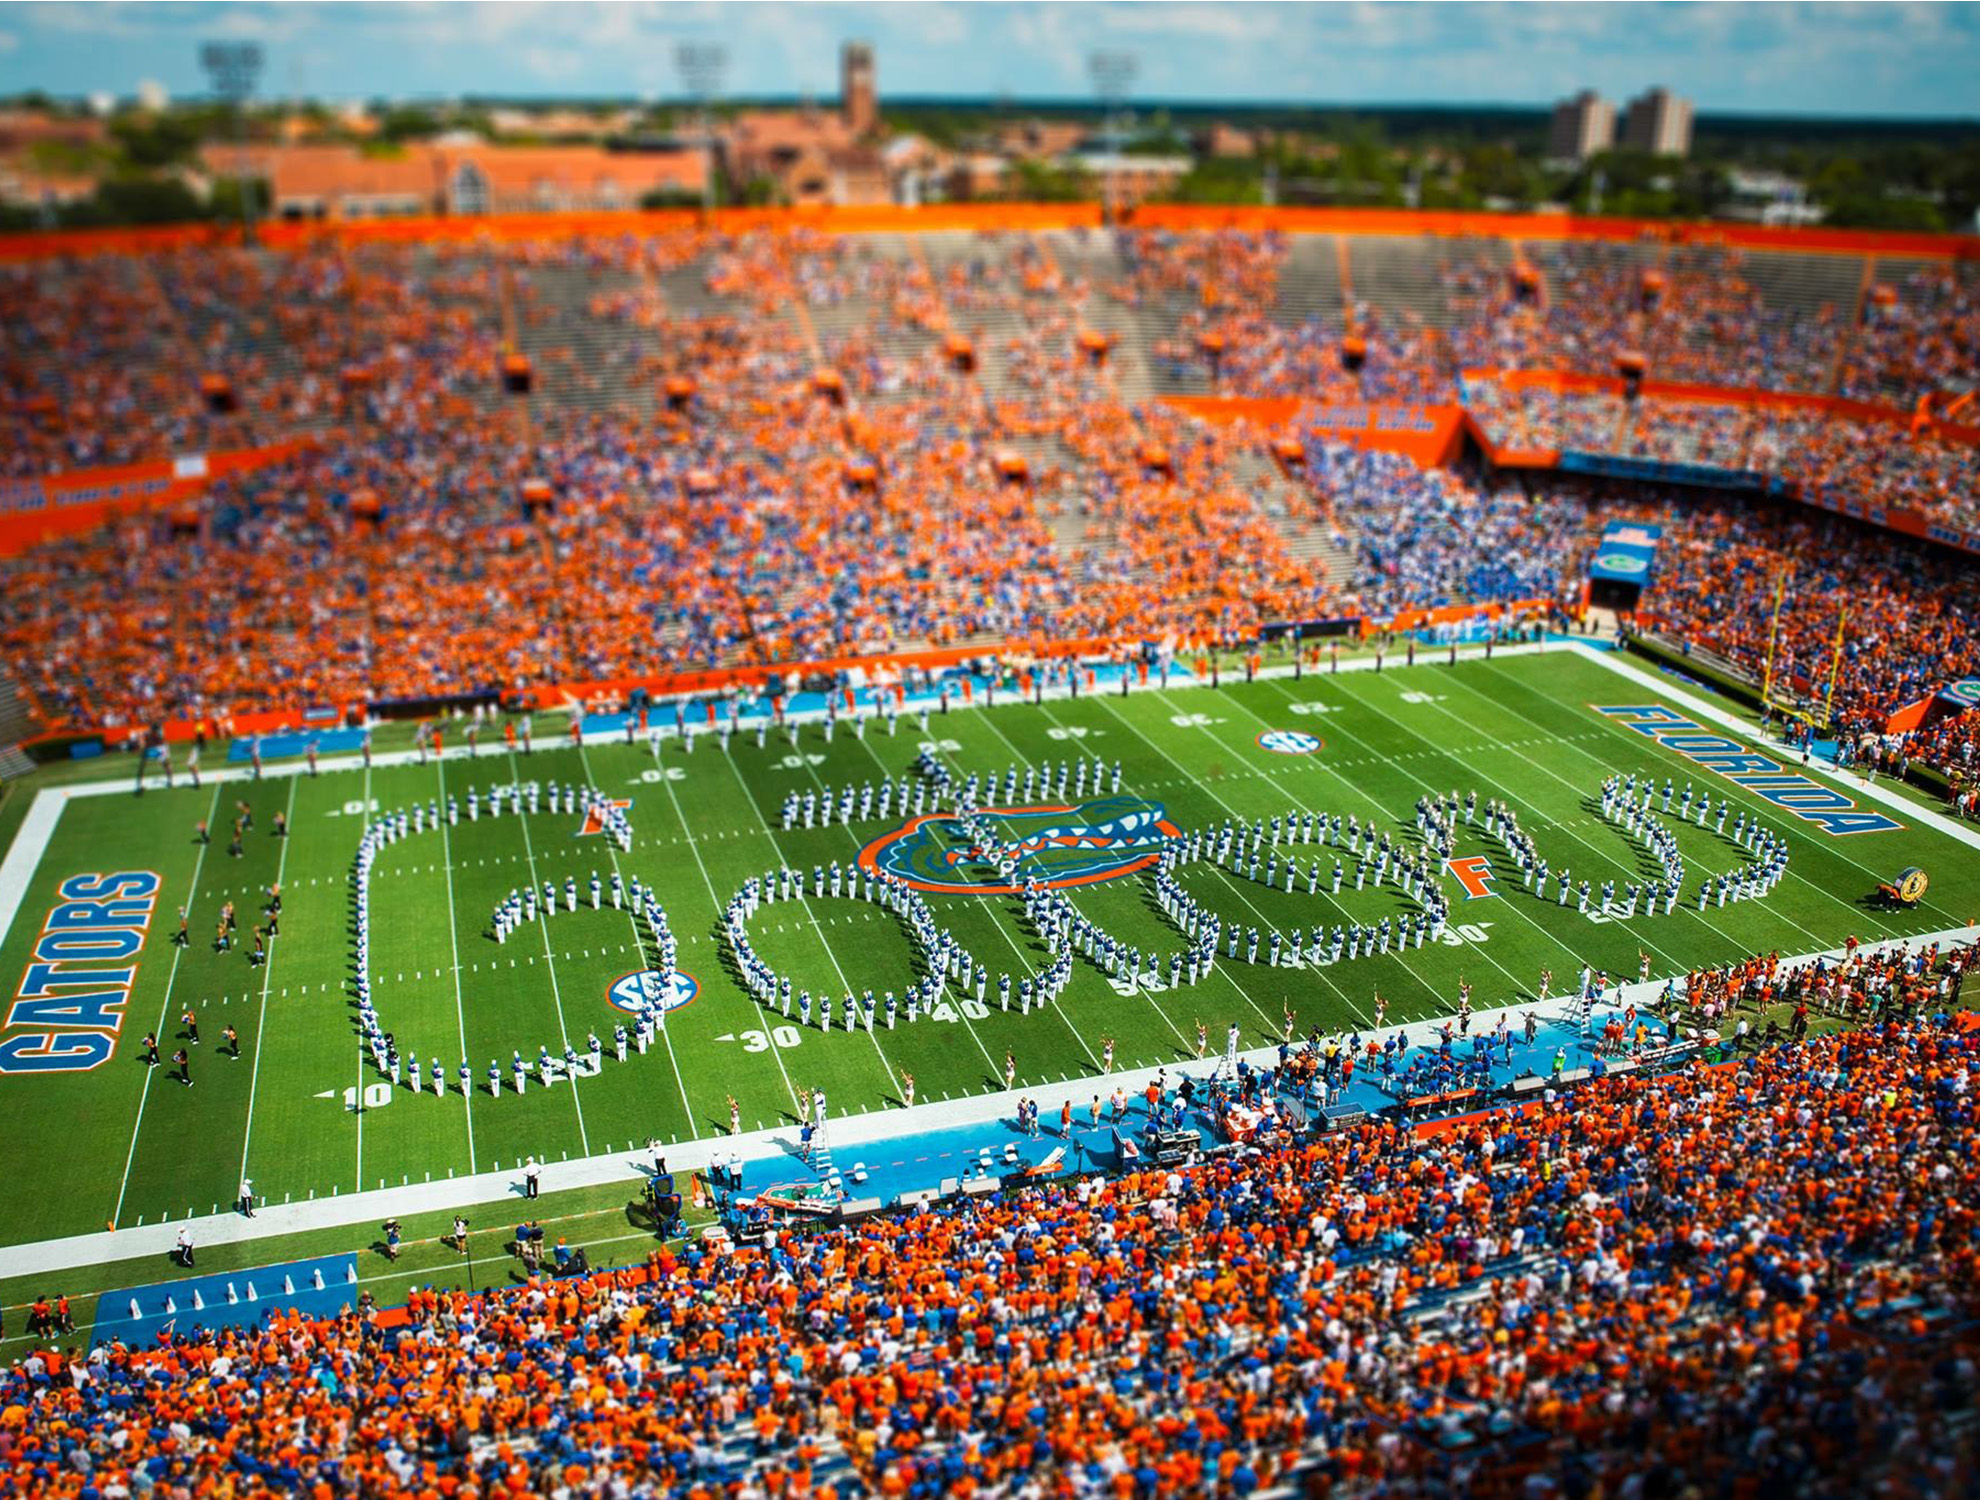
[3, 205, 1980, 1497]
[1, 217, 1975, 802]
[3, 982, 1974, 1497]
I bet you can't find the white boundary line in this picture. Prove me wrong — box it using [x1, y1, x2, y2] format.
[0, 788, 65, 954]
[110, 784, 223, 1227]
[236, 777, 300, 1188]
[1580, 648, 1980, 854]
[0, 640, 1575, 949]
[434, 757, 479, 1175]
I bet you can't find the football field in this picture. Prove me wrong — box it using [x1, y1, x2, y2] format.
[1, 644, 1972, 1250]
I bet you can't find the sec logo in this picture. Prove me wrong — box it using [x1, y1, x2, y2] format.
[608, 969, 699, 1016]
[1257, 730, 1323, 756]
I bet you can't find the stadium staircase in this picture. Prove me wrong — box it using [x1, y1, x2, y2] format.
[1276, 232, 1348, 335]
[239, 248, 345, 437]
[806, 232, 945, 399]
[1085, 229, 1218, 396]
[403, 245, 517, 419]
[509, 261, 657, 420]
[1843, 254, 1951, 401]
[0, 665, 39, 780]
[1346, 234, 1461, 330]
[1030, 231, 1363, 588]
[916, 230, 1044, 403]
[1040, 230, 1163, 400]
[1954, 261, 1980, 397]
[170, 250, 339, 442]
[1738, 247, 1868, 329]
[649, 253, 730, 321]
[1233, 447, 1354, 585]
[1719, 245, 1861, 392]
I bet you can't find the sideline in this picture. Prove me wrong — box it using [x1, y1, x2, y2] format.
[2, 917, 1970, 1284]
[0, 639, 1568, 950]
[1582, 648, 1980, 854]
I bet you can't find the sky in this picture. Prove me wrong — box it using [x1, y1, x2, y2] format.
[0, 2, 1975, 118]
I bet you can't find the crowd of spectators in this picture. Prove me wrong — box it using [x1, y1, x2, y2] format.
[1463, 383, 1980, 535]
[1897, 709, 1980, 819]
[1, 221, 1975, 745]
[1619, 489, 1980, 762]
[1, 953, 1973, 1497]
[1300, 438, 1590, 618]
[1442, 240, 1846, 393]
[0, 228, 1366, 725]
[1842, 262, 1980, 406]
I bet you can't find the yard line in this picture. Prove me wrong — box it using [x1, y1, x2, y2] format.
[1462, 660, 1927, 937]
[830, 719, 1101, 1074]
[1070, 694, 1378, 1033]
[1021, 700, 1393, 1029]
[353, 759, 371, 1194]
[1155, 682, 1590, 1003]
[110, 783, 223, 1230]
[936, 703, 1193, 1054]
[571, 736, 700, 1122]
[1224, 677, 1708, 976]
[0, 788, 66, 951]
[237, 776, 300, 1189]
[710, 740, 917, 1091]
[1148, 684, 1560, 1009]
[1327, 670, 1829, 958]
[501, 747, 592, 1157]
[433, 757, 478, 1174]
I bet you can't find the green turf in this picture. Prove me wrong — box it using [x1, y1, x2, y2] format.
[0, 650, 1971, 1250]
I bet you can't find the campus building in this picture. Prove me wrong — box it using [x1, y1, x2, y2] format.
[1621, 87, 1695, 158]
[1547, 90, 1616, 164]
[203, 141, 708, 220]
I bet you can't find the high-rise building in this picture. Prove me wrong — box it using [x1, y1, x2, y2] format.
[842, 42, 876, 138]
[1621, 87, 1693, 157]
[1547, 90, 1614, 163]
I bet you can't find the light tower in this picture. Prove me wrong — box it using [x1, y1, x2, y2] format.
[674, 43, 727, 214]
[1087, 49, 1137, 225]
[200, 41, 263, 244]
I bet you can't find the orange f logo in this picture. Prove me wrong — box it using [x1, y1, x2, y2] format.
[579, 799, 632, 836]
[1446, 855, 1498, 900]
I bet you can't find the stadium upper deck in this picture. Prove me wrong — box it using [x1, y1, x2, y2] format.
[0, 205, 1975, 795]
[1, 207, 1978, 1500]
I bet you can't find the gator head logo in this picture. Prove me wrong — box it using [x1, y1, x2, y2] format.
[859, 796, 1182, 894]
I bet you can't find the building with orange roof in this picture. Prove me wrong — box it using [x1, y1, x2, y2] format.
[714, 41, 889, 206]
[721, 107, 887, 207]
[0, 109, 109, 152]
[1200, 123, 1260, 159]
[993, 120, 1089, 161]
[201, 139, 707, 220]
[943, 154, 1013, 202]
[0, 159, 97, 209]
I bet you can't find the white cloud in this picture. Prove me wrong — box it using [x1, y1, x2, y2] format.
[0, 0, 1973, 113]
